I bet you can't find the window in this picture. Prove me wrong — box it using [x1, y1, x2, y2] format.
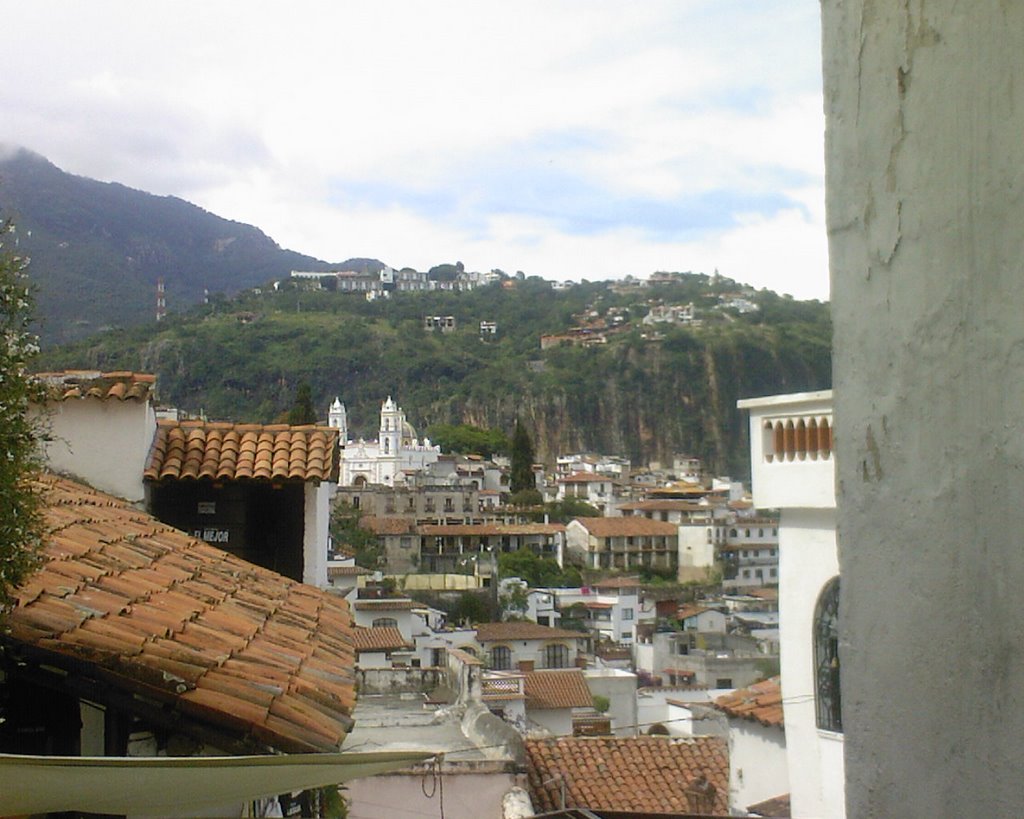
[622, 608, 634, 621]
[491, 645, 511, 670]
[621, 631, 632, 640]
[544, 643, 570, 669]
[814, 576, 842, 732]
[758, 528, 764, 537]
[770, 568, 777, 578]
[372, 617, 398, 628]
[715, 678, 733, 689]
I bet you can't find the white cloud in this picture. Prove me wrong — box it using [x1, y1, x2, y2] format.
[0, 1, 828, 299]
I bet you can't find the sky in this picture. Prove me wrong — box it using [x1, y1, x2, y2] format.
[0, 1, 829, 300]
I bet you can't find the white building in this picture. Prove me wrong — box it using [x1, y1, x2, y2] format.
[330, 396, 440, 486]
[738, 390, 843, 818]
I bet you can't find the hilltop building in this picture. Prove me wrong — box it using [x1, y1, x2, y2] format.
[330, 396, 440, 487]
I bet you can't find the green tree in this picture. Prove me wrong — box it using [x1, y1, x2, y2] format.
[509, 418, 535, 493]
[425, 423, 509, 458]
[329, 502, 382, 569]
[0, 221, 45, 609]
[498, 548, 581, 588]
[288, 381, 317, 425]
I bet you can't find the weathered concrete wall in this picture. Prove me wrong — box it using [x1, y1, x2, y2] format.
[823, 3, 1024, 816]
[357, 667, 445, 695]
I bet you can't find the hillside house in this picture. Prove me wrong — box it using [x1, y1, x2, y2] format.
[525, 736, 729, 815]
[553, 583, 639, 645]
[475, 622, 588, 671]
[565, 517, 678, 572]
[555, 471, 617, 513]
[715, 677, 788, 815]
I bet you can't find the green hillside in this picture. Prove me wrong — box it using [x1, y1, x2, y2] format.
[37, 273, 831, 476]
[0, 148, 337, 345]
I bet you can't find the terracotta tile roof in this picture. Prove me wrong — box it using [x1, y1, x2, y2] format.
[619, 499, 709, 512]
[351, 598, 418, 611]
[559, 471, 610, 484]
[36, 370, 156, 402]
[350, 626, 411, 652]
[747, 793, 791, 817]
[590, 576, 642, 590]
[525, 736, 729, 815]
[571, 518, 678, 537]
[417, 523, 565, 536]
[359, 516, 415, 535]
[677, 604, 715, 621]
[5, 475, 356, 754]
[475, 621, 585, 643]
[747, 588, 779, 601]
[327, 565, 372, 578]
[714, 677, 784, 728]
[524, 669, 593, 710]
[144, 420, 339, 483]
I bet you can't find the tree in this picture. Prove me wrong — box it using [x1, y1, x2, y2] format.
[288, 381, 317, 425]
[0, 221, 45, 609]
[509, 418, 535, 493]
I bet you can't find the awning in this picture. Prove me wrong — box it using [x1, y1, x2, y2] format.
[0, 750, 434, 815]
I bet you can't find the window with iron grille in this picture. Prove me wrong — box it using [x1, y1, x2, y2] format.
[814, 576, 842, 732]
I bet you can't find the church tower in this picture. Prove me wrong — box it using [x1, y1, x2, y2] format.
[379, 396, 401, 457]
[328, 397, 347, 444]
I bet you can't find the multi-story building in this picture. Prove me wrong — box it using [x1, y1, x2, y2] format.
[738, 390, 842, 818]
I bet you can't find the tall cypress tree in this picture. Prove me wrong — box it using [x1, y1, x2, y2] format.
[510, 418, 536, 493]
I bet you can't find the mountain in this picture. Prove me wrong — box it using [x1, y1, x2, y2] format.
[0, 148, 341, 345]
[36, 274, 832, 475]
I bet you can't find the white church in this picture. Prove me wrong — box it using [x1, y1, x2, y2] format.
[329, 396, 441, 486]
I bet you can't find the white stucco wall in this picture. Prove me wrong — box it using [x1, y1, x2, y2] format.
[528, 708, 573, 737]
[39, 399, 155, 503]
[821, 3, 1024, 816]
[302, 482, 332, 587]
[727, 721, 788, 816]
[584, 669, 637, 737]
[346, 770, 519, 819]
[779, 509, 844, 819]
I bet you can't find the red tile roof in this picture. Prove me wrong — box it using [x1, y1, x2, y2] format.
[677, 604, 715, 621]
[525, 736, 729, 815]
[619, 500, 708, 512]
[589, 576, 642, 590]
[571, 517, 678, 537]
[359, 516, 415, 535]
[5, 475, 356, 754]
[350, 626, 411, 652]
[524, 669, 593, 710]
[327, 565, 372, 578]
[144, 420, 339, 483]
[714, 677, 784, 728]
[558, 471, 610, 484]
[36, 370, 156, 402]
[475, 621, 585, 643]
[417, 523, 564, 536]
[351, 598, 418, 611]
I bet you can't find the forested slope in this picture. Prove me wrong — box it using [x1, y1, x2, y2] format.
[38, 274, 831, 476]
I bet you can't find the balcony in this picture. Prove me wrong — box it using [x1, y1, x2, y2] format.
[481, 671, 525, 701]
[737, 390, 836, 510]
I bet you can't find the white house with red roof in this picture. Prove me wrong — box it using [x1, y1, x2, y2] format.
[715, 677, 789, 815]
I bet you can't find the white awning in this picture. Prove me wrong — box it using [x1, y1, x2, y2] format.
[0, 750, 434, 815]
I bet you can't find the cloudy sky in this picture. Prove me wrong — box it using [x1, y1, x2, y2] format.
[1, 1, 829, 300]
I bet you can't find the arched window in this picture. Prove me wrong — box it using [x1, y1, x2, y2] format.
[491, 645, 511, 670]
[814, 576, 842, 732]
[544, 643, 570, 669]
[372, 617, 398, 629]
